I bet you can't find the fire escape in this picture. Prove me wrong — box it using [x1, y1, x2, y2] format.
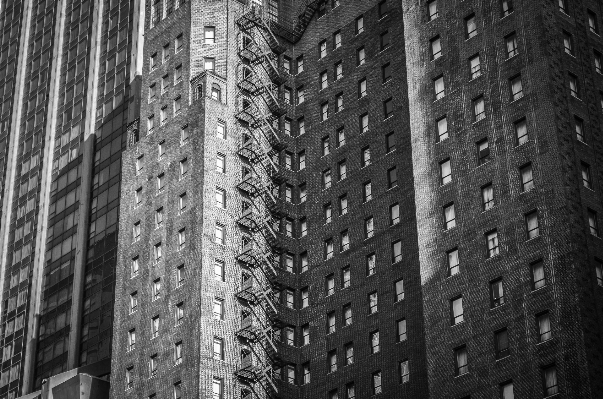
[234, 5, 288, 399]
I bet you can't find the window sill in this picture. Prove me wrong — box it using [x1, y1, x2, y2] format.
[473, 117, 486, 125]
[536, 338, 554, 346]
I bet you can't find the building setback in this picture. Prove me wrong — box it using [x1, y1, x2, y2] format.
[0, 0, 143, 397]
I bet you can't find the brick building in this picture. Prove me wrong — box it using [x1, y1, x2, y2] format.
[109, 0, 603, 398]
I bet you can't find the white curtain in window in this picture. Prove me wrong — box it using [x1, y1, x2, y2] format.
[539, 314, 551, 340]
[544, 367, 558, 394]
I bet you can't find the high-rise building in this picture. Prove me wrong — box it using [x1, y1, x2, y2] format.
[0, 0, 143, 397]
[73, 0, 603, 398]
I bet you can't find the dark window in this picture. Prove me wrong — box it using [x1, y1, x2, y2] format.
[495, 328, 510, 359]
[490, 278, 504, 308]
[385, 132, 395, 153]
[477, 138, 489, 165]
[387, 167, 397, 188]
[383, 98, 393, 119]
[378, 0, 388, 18]
[382, 63, 392, 83]
[380, 31, 390, 50]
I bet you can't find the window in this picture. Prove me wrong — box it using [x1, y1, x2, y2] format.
[340, 230, 350, 251]
[595, 51, 602, 74]
[490, 278, 505, 308]
[129, 292, 138, 313]
[451, 296, 464, 324]
[596, 260, 603, 287]
[334, 30, 342, 49]
[131, 257, 139, 277]
[340, 194, 348, 215]
[372, 370, 382, 394]
[532, 260, 546, 290]
[283, 56, 291, 73]
[283, 253, 294, 273]
[390, 203, 400, 225]
[477, 139, 490, 165]
[473, 96, 485, 121]
[162, 43, 170, 62]
[515, 118, 528, 145]
[320, 70, 328, 89]
[297, 55, 304, 74]
[321, 102, 329, 121]
[369, 292, 378, 314]
[436, 116, 448, 141]
[569, 73, 580, 98]
[148, 115, 155, 132]
[179, 158, 188, 177]
[338, 160, 347, 180]
[400, 360, 410, 383]
[502, 0, 513, 16]
[384, 98, 393, 119]
[558, 0, 567, 13]
[302, 324, 310, 345]
[283, 87, 292, 105]
[179, 192, 188, 211]
[161, 75, 169, 94]
[385, 133, 396, 154]
[328, 350, 337, 373]
[396, 318, 407, 342]
[286, 364, 295, 384]
[284, 153, 293, 170]
[302, 363, 311, 384]
[178, 229, 186, 250]
[213, 337, 224, 360]
[340, 342, 353, 366]
[509, 75, 524, 101]
[562, 31, 573, 56]
[154, 243, 162, 263]
[150, 316, 160, 339]
[482, 184, 494, 211]
[213, 298, 224, 320]
[300, 252, 309, 273]
[486, 230, 499, 257]
[440, 159, 452, 185]
[444, 203, 456, 230]
[298, 152, 306, 170]
[212, 378, 223, 399]
[428, 0, 438, 20]
[526, 210, 540, 239]
[589, 11, 599, 34]
[217, 121, 226, 139]
[469, 54, 481, 79]
[358, 78, 367, 98]
[325, 238, 334, 259]
[378, 0, 388, 17]
[343, 303, 352, 325]
[382, 63, 392, 83]
[126, 367, 134, 389]
[543, 365, 558, 397]
[466, 14, 477, 38]
[324, 203, 333, 224]
[537, 312, 552, 342]
[149, 354, 158, 377]
[215, 224, 225, 245]
[323, 169, 332, 189]
[506, 32, 518, 58]
[149, 84, 157, 101]
[174, 342, 183, 365]
[216, 153, 225, 173]
[342, 266, 351, 288]
[335, 62, 343, 80]
[173, 381, 182, 399]
[495, 328, 510, 359]
[319, 40, 327, 58]
[395, 279, 404, 301]
[388, 167, 398, 188]
[434, 75, 445, 99]
[337, 128, 346, 148]
[133, 221, 141, 242]
[355, 16, 364, 34]
[174, 264, 185, 287]
[363, 181, 372, 202]
[356, 47, 365, 66]
[580, 162, 592, 190]
[181, 125, 189, 144]
[360, 113, 369, 133]
[128, 329, 136, 350]
[392, 240, 402, 263]
[431, 36, 442, 60]
[520, 163, 534, 191]
[589, 209, 600, 236]
[575, 116, 585, 142]
[380, 30, 391, 50]
[301, 287, 309, 308]
[327, 311, 336, 333]
[455, 346, 468, 376]
[366, 253, 376, 276]
[204, 57, 215, 71]
[150, 52, 158, 69]
[448, 248, 459, 276]
[322, 136, 330, 157]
